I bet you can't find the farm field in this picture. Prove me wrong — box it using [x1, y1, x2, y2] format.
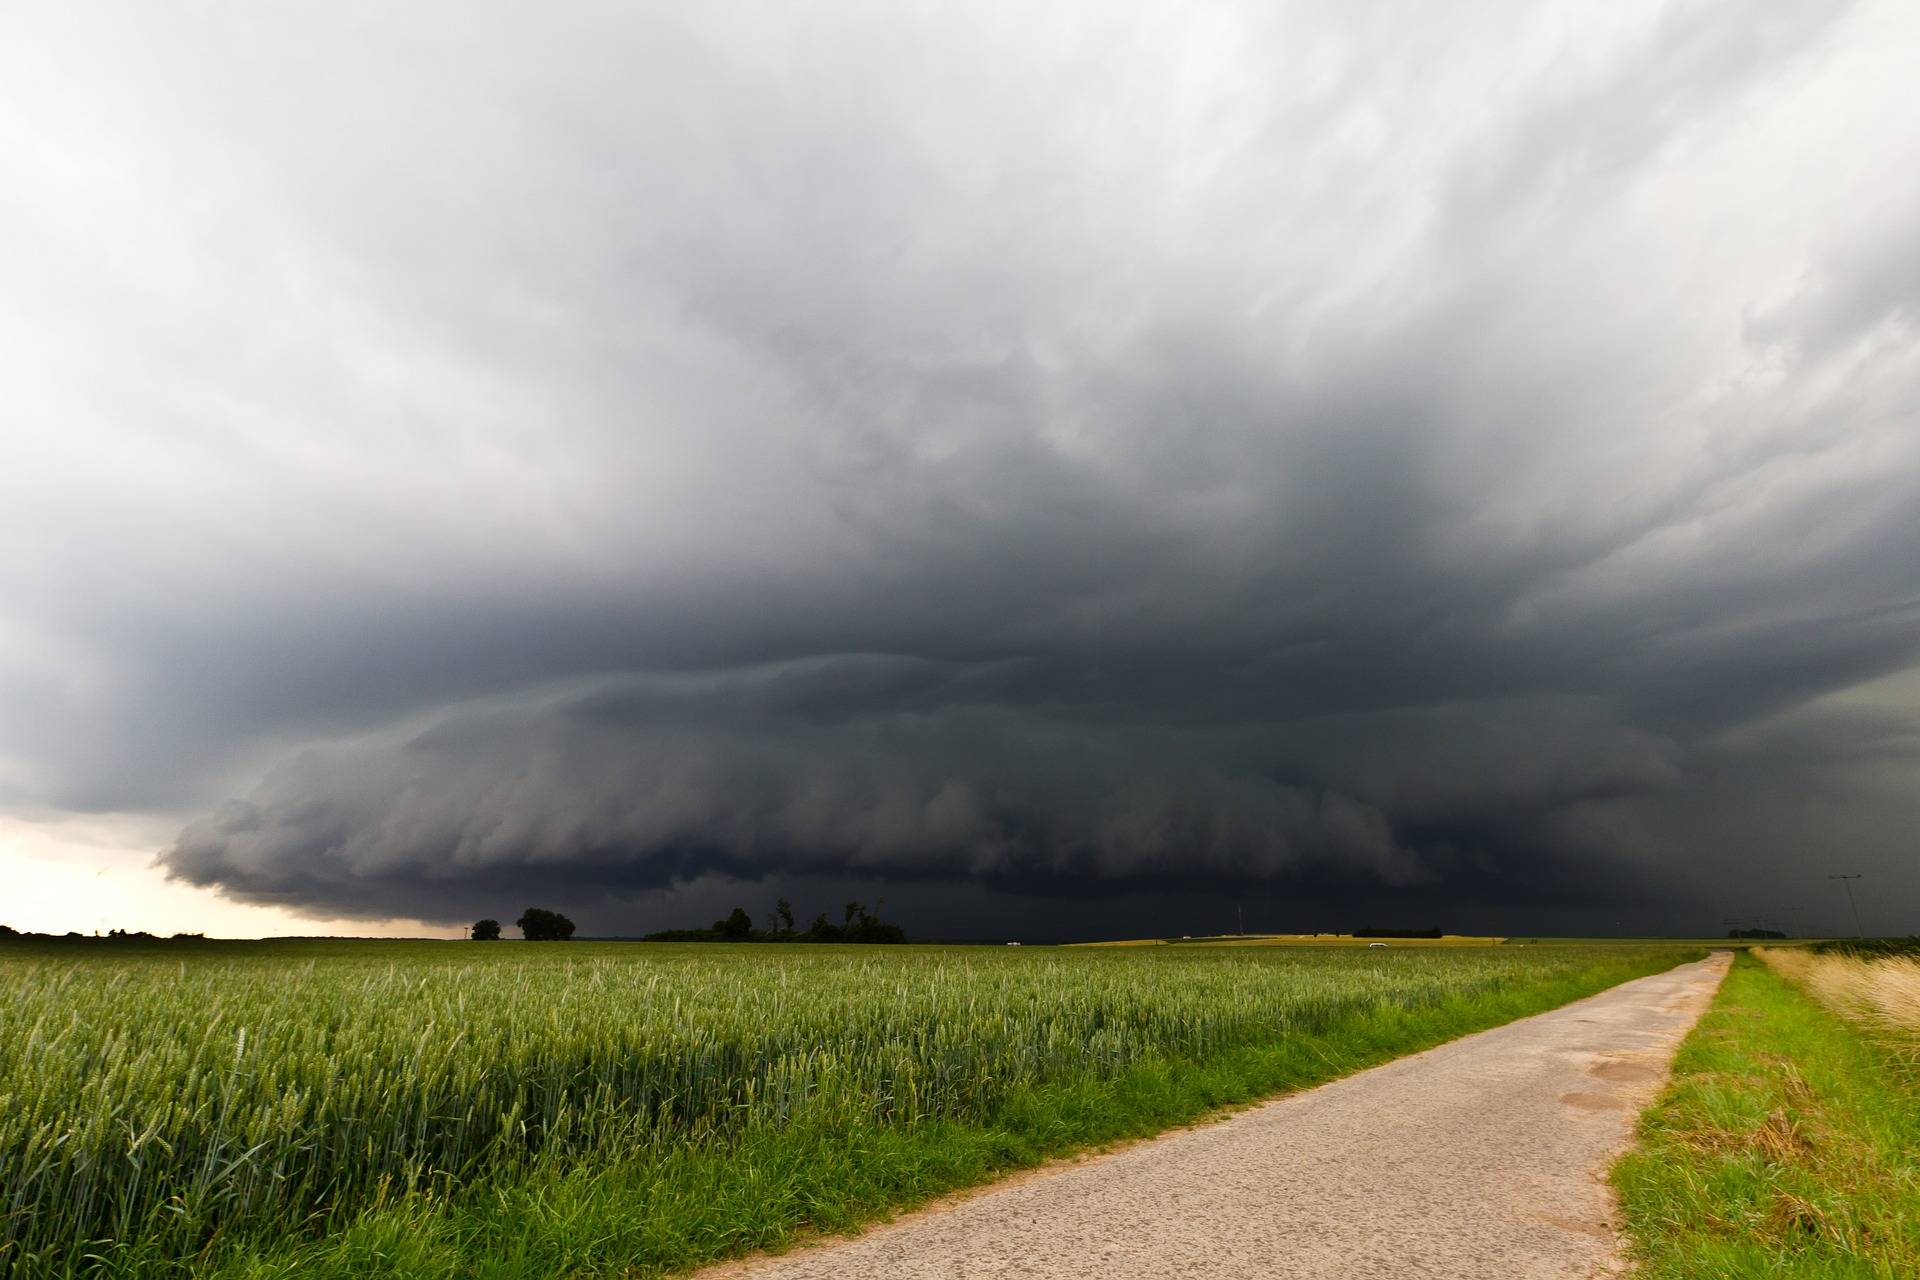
[1071, 933, 1507, 947]
[1, 939, 1695, 1279]
[1074, 933, 1807, 949]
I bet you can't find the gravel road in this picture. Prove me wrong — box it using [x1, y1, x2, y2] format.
[699, 952, 1730, 1280]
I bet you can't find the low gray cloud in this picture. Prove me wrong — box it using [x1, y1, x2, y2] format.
[167, 666, 1692, 930]
[4, 0, 1919, 936]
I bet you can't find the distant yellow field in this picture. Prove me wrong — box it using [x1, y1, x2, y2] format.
[1072, 933, 1506, 948]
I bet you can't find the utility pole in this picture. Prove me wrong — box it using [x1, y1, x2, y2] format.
[1237, 903, 1246, 937]
[1828, 874, 1865, 939]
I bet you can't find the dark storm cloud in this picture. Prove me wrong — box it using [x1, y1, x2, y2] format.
[166, 665, 1680, 926]
[4, 0, 1919, 934]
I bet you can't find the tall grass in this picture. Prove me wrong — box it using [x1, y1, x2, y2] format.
[1, 940, 1682, 1277]
[1757, 946, 1920, 1054]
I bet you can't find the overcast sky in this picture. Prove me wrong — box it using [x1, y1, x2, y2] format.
[3, 0, 1917, 940]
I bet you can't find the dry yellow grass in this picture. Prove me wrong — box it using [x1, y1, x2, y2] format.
[1757, 947, 1920, 1044]
[1073, 933, 1505, 948]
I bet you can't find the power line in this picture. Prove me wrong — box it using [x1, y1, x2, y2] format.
[1828, 874, 1865, 939]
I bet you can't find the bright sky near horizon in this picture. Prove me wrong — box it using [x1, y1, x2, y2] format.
[0, 814, 449, 937]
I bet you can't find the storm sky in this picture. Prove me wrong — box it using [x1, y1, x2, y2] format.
[4, 0, 1918, 939]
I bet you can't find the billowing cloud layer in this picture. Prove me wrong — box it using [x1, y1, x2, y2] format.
[168, 666, 1683, 911]
[5, 0, 1920, 935]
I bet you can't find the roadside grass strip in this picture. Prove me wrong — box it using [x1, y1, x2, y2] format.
[1614, 952, 1920, 1279]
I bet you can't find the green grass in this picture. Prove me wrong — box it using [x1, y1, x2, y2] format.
[0, 939, 1693, 1278]
[1613, 952, 1920, 1278]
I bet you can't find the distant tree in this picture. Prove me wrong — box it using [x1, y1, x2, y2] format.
[645, 903, 905, 945]
[516, 908, 576, 941]
[1727, 927, 1786, 940]
[471, 918, 502, 941]
[0, 924, 18, 939]
[844, 901, 906, 944]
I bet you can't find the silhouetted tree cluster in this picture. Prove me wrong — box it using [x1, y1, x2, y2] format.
[471, 918, 502, 941]
[515, 908, 576, 941]
[1726, 927, 1786, 940]
[0, 925, 208, 944]
[644, 899, 906, 944]
[808, 900, 907, 944]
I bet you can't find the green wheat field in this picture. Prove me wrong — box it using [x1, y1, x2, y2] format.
[0, 939, 1691, 1278]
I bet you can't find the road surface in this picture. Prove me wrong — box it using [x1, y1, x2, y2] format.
[699, 952, 1730, 1280]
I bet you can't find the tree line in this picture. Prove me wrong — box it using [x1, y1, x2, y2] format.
[1, 925, 209, 943]
[645, 899, 907, 944]
[469, 901, 907, 943]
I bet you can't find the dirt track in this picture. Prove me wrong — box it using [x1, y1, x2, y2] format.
[699, 952, 1731, 1280]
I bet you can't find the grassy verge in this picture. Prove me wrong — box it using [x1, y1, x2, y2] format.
[200, 949, 1687, 1280]
[1613, 953, 1920, 1278]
